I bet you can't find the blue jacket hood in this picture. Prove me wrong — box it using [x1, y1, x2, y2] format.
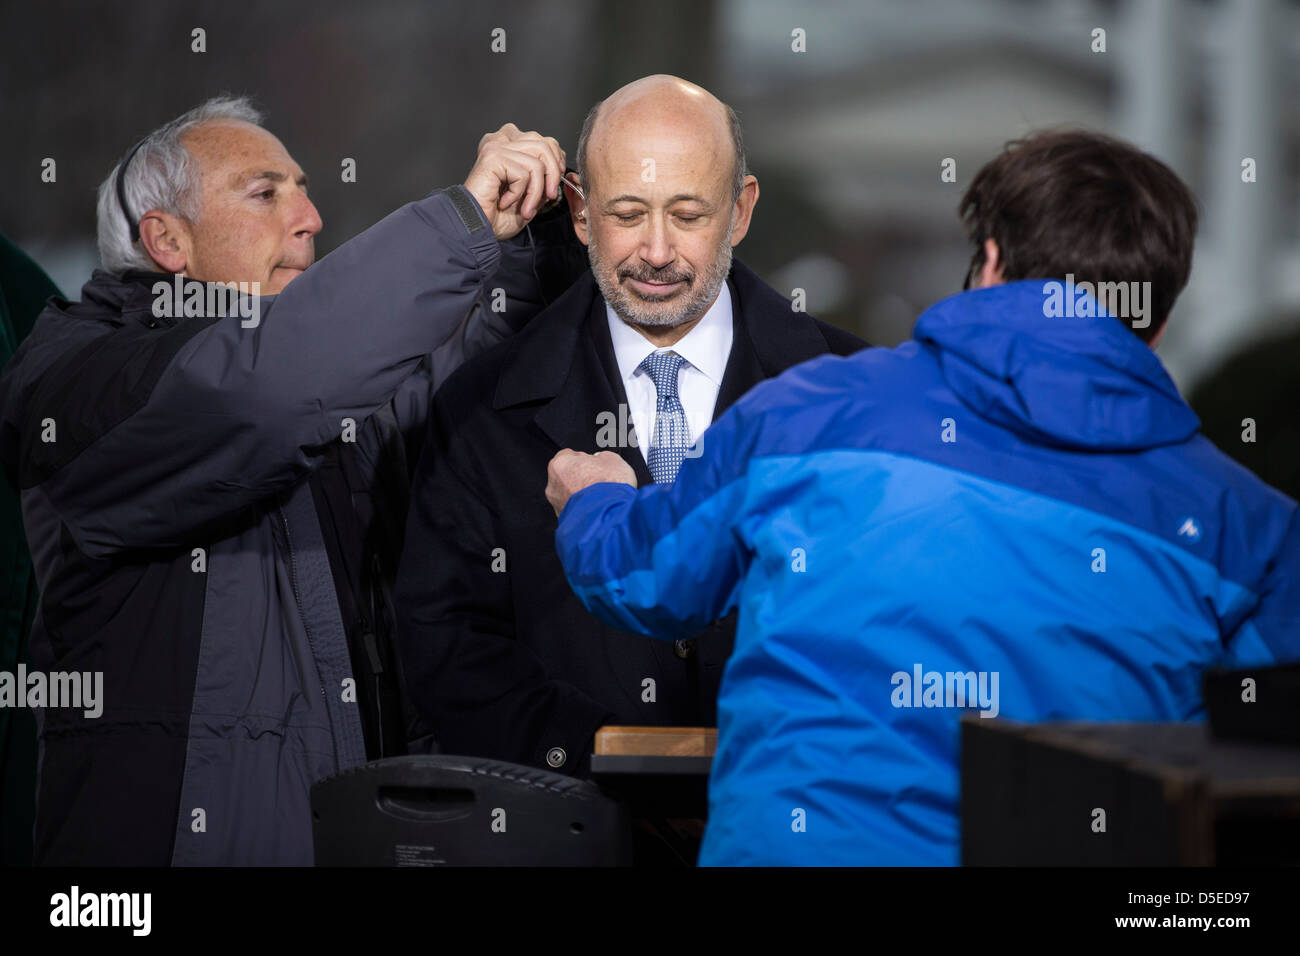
[912, 280, 1200, 451]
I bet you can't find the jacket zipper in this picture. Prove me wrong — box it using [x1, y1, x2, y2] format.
[278, 502, 329, 708]
[364, 553, 387, 756]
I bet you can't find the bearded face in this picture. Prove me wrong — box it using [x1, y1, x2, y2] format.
[588, 215, 734, 330]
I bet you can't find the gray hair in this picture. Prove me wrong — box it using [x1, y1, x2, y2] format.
[575, 97, 748, 204]
[95, 95, 265, 274]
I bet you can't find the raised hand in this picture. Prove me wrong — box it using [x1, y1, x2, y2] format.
[462, 123, 566, 241]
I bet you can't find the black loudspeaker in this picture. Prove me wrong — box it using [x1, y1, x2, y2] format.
[311, 755, 635, 866]
[961, 719, 1300, 866]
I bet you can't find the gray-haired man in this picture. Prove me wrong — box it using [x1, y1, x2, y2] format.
[0, 96, 584, 864]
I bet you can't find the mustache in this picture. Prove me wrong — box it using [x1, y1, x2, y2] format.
[618, 264, 694, 285]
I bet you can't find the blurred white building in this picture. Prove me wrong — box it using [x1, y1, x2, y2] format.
[722, 0, 1299, 390]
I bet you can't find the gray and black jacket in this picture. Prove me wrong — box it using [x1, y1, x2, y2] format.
[0, 187, 585, 865]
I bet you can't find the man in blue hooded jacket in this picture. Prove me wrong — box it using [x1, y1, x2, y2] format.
[543, 130, 1300, 866]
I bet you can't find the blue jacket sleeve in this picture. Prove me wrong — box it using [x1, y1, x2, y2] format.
[555, 397, 764, 642]
[1223, 505, 1300, 667]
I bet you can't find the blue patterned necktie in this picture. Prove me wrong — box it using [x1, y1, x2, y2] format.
[638, 350, 691, 484]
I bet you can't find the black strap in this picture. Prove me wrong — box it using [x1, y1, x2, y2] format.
[443, 184, 488, 235]
[115, 138, 148, 244]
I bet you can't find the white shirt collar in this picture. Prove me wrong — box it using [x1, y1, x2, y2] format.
[606, 282, 733, 387]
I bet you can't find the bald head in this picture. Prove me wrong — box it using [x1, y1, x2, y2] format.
[576, 75, 746, 203]
[570, 76, 760, 341]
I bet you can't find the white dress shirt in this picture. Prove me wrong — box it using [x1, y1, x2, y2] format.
[606, 285, 734, 465]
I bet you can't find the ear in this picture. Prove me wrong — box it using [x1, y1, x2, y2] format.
[139, 210, 190, 274]
[565, 172, 589, 246]
[978, 237, 1004, 288]
[727, 175, 760, 247]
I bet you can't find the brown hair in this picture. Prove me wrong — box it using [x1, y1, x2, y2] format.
[959, 130, 1198, 342]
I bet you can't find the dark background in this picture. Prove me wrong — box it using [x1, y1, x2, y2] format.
[2, 0, 1298, 393]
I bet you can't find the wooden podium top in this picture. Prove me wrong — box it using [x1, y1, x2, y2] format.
[594, 726, 717, 758]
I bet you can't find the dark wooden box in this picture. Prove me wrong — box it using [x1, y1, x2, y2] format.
[961, 720, 1300, 865]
